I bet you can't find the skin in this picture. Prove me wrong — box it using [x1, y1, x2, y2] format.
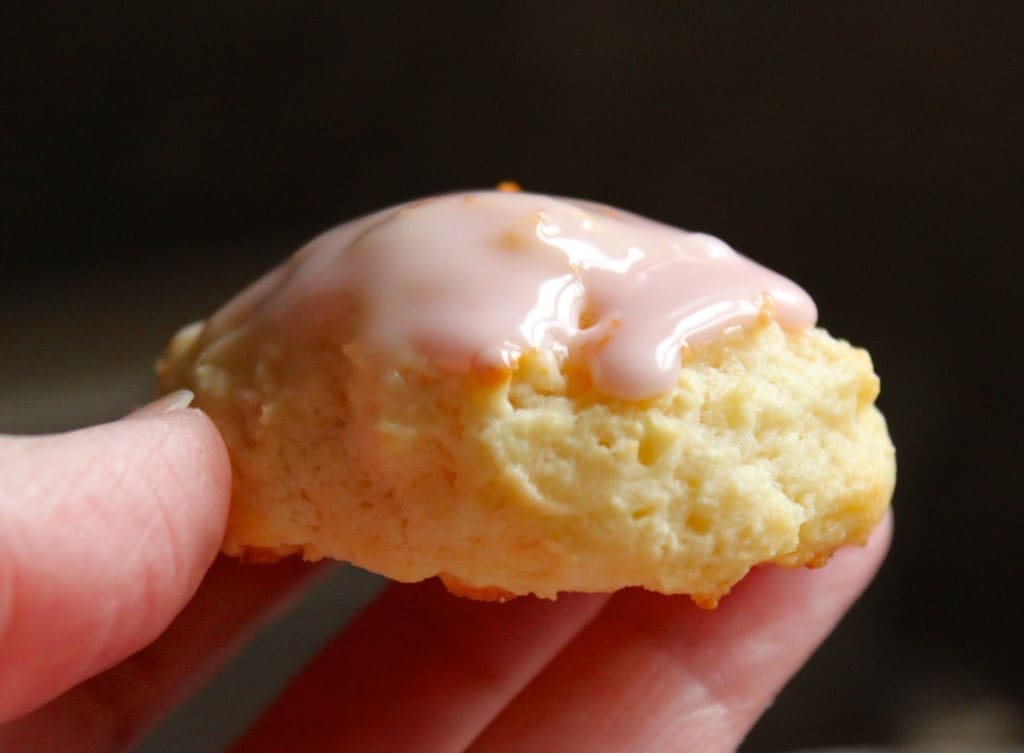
[0, 399, 891, 753]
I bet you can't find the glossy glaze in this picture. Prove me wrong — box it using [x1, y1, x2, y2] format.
[208, 191, 817, 399]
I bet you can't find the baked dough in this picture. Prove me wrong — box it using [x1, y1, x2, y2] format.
[158, 190, 894, 606]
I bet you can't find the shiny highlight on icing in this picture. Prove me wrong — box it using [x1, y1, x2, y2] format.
[209, 191, 818, 400]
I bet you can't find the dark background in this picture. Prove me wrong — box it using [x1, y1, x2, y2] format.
[1, 3, 1021, 751]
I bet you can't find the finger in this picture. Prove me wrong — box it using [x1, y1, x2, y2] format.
[468, 514, 892, 753]
[0, 399, 231, 722]
[229, 580, 611, 753]
[0, 556, 323, 753]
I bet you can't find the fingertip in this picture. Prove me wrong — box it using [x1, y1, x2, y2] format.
[877, 507, 895, 549]
[130, 406, 233, 525]
[791, 508, 893, 602]
[0, 407, 232, 721]
[98, 406, 233, 580]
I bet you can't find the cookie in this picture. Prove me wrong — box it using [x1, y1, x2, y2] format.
[158, 190, 894, 606]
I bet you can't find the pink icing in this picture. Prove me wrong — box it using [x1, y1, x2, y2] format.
[208, 191, 817, 400]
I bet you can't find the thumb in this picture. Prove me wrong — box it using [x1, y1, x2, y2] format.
[0, 391, 231, 723]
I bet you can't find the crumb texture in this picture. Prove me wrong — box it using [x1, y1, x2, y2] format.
[160, 316, 895, 603]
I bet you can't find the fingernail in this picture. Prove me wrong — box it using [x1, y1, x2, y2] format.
[129, 389, 195, 418]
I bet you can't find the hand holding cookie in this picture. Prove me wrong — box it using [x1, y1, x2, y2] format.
[0, 405, 888, 750]
[2, 190, 894, 751]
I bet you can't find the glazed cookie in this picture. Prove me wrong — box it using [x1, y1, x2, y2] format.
[158, 189, 894, 606]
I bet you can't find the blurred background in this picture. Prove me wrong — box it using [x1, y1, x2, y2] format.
[1, 3, 1021, 751]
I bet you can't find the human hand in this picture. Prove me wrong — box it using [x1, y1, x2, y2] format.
[0, 393, 890, 752]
